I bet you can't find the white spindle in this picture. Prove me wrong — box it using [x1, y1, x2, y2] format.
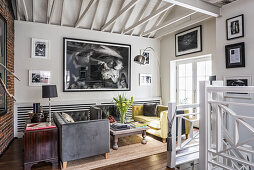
[167, 102, 176, 168]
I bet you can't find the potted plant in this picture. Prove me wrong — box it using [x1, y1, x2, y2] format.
[113, 94, 133, 124]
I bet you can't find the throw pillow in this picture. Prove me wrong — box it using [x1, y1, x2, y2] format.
[62, 112, 75, 123]
[143, 103, 157, 117]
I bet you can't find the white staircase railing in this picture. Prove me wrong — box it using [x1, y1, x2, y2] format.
[167, 103, 200, 168]
[200, 81, 254, 170]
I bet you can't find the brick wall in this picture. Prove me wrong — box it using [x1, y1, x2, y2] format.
[0, 0, 14, 155]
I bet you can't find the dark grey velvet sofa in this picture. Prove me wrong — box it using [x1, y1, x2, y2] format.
[53, 111, 110, 169]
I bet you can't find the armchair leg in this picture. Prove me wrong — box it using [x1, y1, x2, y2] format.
[105, 153, 109, 159]
[62, 162, 67, 169]
[162, 138, 166, 143]
[185, 134, 189, 139]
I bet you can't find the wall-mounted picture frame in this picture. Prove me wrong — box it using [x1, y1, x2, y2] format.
[31, 38, 49, 59]
[226, 14, 244, 40]
[225, 42, 245, 68]
[140, 74, 152, 86]
[224, 75, 252, 99]
[63, 38, 131, 92]
[140, 49, 150, 65]
[29, 70, 51, 86]
[175, 25, 202, 57]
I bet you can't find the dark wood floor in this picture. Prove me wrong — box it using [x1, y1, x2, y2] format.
[0, 139, 174, 170]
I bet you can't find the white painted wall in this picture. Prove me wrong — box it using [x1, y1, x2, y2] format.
[160, 18, 216, 105]
[216, 0, 254, 144]
[14, 21, 160, 104]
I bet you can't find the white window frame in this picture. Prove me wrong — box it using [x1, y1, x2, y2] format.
[175, 55, 211, 105]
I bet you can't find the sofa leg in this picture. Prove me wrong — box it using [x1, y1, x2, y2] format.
[62, 162, 67, 169]
[185, 134, 189, 139]
[105, 153, 109, 159]
[162, 138, 166, 143]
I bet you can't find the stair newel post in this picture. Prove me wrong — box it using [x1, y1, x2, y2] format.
[167, 102, 176, 168]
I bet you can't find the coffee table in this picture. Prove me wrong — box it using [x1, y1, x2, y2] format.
[110, 125, 149, 150]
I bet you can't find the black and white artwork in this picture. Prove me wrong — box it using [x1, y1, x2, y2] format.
[224, 76, 251, 98]
[29, 70, 50, 86]
[226, 14, 244, 40]
[63, 38, 131, 91]
[31, 38, 49, 59]
[225, 42, 245, 68]
[141, 50, 150, 65]
[175, 26, 202, 56]
[140, 74, 152, 86]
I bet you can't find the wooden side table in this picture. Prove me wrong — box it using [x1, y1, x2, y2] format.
[24, 122, 58, 170]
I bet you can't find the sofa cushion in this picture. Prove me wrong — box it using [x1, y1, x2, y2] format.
[62, 113, 75, 123]
[143, 103, 157, 116]
[134, 115, 161, 130]
[66, 111, 89, 122]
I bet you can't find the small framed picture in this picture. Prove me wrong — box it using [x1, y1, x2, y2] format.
[140, 74, 152, 86]
[224, 75, 252, 99]
[29, 70, 51, 86]
[31, 38, 49, 59]
[140, 49, 150, 65]
[175, 25, 202, 56]
[226, 14, 244, 40]
[225, 42, 245, 68]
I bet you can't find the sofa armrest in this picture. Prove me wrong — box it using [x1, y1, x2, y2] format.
[157, 105, 168, 117]
[132, 105, 144, 119]
[90, 106, 102, 120]
[160, 111, 168, 139]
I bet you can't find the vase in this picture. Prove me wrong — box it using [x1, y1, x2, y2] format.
[120, 112, 126, 124]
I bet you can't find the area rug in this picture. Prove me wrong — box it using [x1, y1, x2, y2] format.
[66, 135, 167, 170]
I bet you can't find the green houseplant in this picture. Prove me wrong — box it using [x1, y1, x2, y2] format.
[113, 95, 133, 124]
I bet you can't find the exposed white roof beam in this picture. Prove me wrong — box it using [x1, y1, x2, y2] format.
[60, 0, 65, 26]
[138, 0, 162, 36]
[46, 0, 51, 23]
[129, 0, 150, 35]
[101, 0, 113, 30]
[143, 11, 197, 36]
[163, 0, 220, 17]
[91, 0, 100, 30]
[32, 0, 35, 22]
[48, 0, 56, 24]
[21, 0, 28, 21]
[155, 15, 212, 39]
[110, 0, 125, 33]
[120, 5, 136, 34]
[101, 0, 139, 31]
[148, 5, 175, 37]
[124, 3, 174, 34]
[75, 0, 95, 28]
[16, 0, 20, 20]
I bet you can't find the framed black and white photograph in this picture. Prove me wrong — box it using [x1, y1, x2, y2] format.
[175, 25, 202, 57]
[29, 70, 51, 86]
[224, 75, 252, 98]
[140, 74, 152, 86]
[226, 14, 244, 40]
[31, 38, 49, 59]
[63, 38, 131, 91]
[140, 49, 150, 65]
[225, 42, 245, 68]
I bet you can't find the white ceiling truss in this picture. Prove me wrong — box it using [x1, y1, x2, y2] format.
[13, 0, 221, 39]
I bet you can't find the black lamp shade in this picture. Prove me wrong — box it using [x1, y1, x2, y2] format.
[134, 55, 146, 65]
[42, 85, 58, 98]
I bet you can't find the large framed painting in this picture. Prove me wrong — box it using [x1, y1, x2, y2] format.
[175, 25, 202, 57]
[224, 75, 252, 99]
[0, 14, 6, 116]
[63, 38, 131, 91]
[226, 14, 244, 40]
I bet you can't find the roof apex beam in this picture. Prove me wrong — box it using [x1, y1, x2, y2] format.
[101, 0, 138, 31]
[163, 0, 220, 17]
[143, 11, 197, 36]
[123, 4, 174, 34]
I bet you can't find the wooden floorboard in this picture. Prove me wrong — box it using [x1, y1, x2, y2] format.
[0, 139, 176, 170]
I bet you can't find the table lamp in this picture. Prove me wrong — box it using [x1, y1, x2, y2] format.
[42, 85, 58, 123]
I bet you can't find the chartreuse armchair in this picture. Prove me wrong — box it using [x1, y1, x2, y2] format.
[132, 105, 189, 143]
